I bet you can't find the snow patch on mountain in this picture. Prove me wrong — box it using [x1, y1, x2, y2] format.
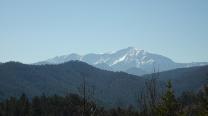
[111, 54, 128, 66]
[35, 47, 208, 75]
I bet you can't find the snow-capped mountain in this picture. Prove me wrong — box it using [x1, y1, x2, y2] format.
[35, 47, 208, 75]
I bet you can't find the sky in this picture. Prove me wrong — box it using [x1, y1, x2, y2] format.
[0, 0, 208, 63]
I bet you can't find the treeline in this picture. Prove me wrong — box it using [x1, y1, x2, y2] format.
[137, 80, 208, 116]
[0, 81, 207, 116]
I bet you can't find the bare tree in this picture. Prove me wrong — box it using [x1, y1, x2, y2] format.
[137, 66, 162, 116]
[78, 73, 97, 116]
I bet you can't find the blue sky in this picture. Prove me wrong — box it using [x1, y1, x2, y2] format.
[0, 0, 208, 63]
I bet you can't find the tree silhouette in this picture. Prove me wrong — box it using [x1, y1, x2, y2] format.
[155, 81, 179, 116]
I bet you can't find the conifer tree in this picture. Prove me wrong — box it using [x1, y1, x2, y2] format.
[198, 85, 208, 115]
[19, 94, 30, 116]
[155, 81, 179, 116]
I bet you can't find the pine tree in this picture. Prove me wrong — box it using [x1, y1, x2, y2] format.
[31, 96, 42, 116]
[19, 94, 30, 116]
[198, 85, 208, 115]
[155, 81, 179, 116]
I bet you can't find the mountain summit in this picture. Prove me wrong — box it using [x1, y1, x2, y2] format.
[35, 47, 208, 75]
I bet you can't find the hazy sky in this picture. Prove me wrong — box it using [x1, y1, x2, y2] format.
[0, 0, 208, 63]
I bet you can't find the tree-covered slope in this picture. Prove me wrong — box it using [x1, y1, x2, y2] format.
[143, 65, 208, 95]
[0, 61, 145, 107]
[0, 61, 207, 107]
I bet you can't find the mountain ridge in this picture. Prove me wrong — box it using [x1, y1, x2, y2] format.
[0, 61, 207, 106]
[0, 61, 145, 106]
[35, 47, 208, 75]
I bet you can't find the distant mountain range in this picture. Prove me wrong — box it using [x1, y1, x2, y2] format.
[0, 61, 207, 107]
[35, 47, 208, 75]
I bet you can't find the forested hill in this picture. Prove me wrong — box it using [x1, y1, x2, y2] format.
[0, 61, 145, 107]
[0, 61, 207, 107]
[143, 65, 208, 95]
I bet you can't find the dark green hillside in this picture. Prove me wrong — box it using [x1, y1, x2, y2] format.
[143, 65, 208, 95]
[0, 61, 145, 107]
[0, 61, 207, 107]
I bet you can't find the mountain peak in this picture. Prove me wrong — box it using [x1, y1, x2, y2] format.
[125, 47, 144, 53]
[126, 47, 142, 51]
[117, 47, 145, 56]
[35, 47, 208, 74]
